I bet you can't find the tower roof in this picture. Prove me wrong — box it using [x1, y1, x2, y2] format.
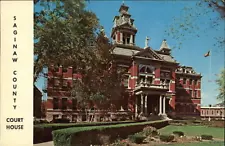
[160, 39, 170, 51]
[119, 3, 129, 14]
[111, 3, 137, 37]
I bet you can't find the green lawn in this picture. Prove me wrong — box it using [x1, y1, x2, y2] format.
[160, 141, 224, 146]
[159, 125, 224, 139]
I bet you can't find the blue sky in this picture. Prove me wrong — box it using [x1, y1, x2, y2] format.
[35, 0, 224, 106]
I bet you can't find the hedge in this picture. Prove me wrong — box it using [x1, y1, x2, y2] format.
[173, 131, 184, 137]
[128, 133, 146, 144]
[52, 120, 169, 146]
[201, 134, 213, 140]
[159, 134, 175, 142]
[34, 120, 135, 144]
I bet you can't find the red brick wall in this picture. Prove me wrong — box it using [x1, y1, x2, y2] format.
[129, 62, 138, 89]
[154, 67, 160, 85]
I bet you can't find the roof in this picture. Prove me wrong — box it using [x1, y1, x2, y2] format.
[159, 39, 170, 51]
[176, 65, 201, 76]
[112, 47, 139, 56]
[134, 47, 163, 60]
[158, 54, 176, 63]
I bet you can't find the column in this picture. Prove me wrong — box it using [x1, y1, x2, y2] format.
[120, 32, 123, 44]
[158, 95, 162, 115]
[145, 95, 148, 116]
[141, 94, 144, 113]
[135, 96, 138, 118]
[163, 96, 166, 115]
[130, 34, 133, 45]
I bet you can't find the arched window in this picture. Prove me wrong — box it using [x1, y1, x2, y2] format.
[139, 66, 153, 74]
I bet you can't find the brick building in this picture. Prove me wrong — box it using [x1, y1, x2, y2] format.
[44, 4, 202, 122]
[201, 106, 225, 120]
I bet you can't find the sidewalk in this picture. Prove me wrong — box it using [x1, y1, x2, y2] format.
[34, 141, 53, 146]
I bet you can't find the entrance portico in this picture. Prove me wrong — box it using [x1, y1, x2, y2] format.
[135, 91, 171, 118]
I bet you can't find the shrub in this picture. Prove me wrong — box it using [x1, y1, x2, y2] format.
[159, 134, 175, 142]
[173, 131, 184, 137]
[111, 139, 129, 146]
[142, 126, 158, 137]
[128, 134, 146, 144]
[34, 119, 49, 125]
[193, 136, 202, 141]
[201, 134, 213, 140]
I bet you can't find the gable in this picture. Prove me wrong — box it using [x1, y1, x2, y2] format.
[134, 47, 163, 60]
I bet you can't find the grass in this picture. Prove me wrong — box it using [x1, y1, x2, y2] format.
[159, 125, 224, 139]
[160, 141, 224, 146]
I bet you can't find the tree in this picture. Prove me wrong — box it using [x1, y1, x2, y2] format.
[34, 0, 127, 112]
[34, 0, 99, 82]
[215, 69, 225, 103]
[165, 0, 225, 51]
[70, 29, 127, 111]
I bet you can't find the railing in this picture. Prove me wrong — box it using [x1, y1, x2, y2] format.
[136, 81, 169, 89]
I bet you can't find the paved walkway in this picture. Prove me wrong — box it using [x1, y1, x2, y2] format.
[34, 141, 53, 146]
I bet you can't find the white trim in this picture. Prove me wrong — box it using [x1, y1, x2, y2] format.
[155, 78, 160, 81]
[131, 76, 138, 79]
[171, 80, 175, 83]
[201, 107, 225, 109]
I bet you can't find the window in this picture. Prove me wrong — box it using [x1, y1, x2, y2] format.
[54, 79, 60, 87]
[146, 77, 153, 84]
[54, 66, 59, 72]
[62, 115, 67, 119]
[53, 115, 59, 120]
[146, 67, 152, 74]
[62, 79, 68, 87]
[140, 75, 145, 83]
[166, 79, 170, 84]
[53, 98, 59, 109]
[189, 90, 193, 97]
[62, 68, 67, 73]
[113, 35, 115, 41]
[183, 78, 186, 84]
[123, 75, 129, 87]
[194, 80, 197, 85]
[160, 72, 165, 78]
[126, 37, 130, 44]
[160, 79, 165, 84]
[212, 110, 214, 114]
[72, 99, 77, 110]
[190, 79, 193, 85]
[165, 72, 170, 78]
[61, 98, 68, 110]
[72, 115, 77, 121]
[193, 90, 197, 98]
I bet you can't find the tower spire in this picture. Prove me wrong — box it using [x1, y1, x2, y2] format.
[145, 36, 150, 48]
